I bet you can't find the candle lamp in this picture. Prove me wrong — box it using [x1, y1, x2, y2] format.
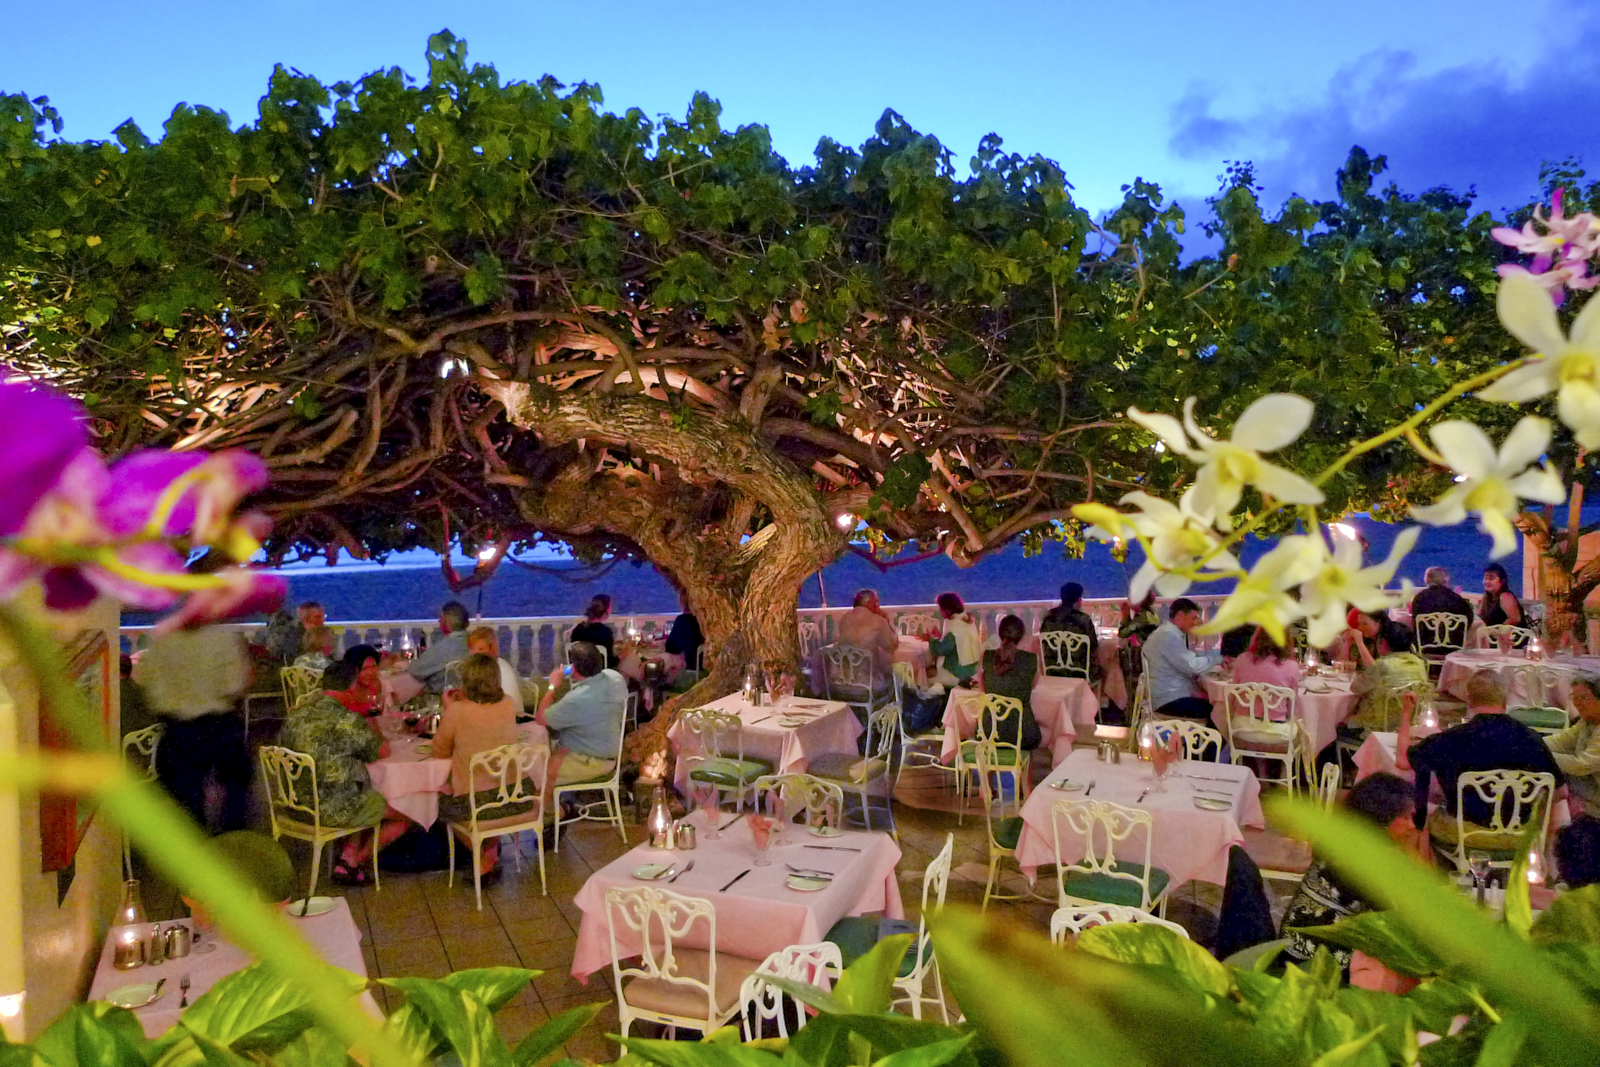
[1527, 849, 1547, 886]
[112, 927, 147, 970]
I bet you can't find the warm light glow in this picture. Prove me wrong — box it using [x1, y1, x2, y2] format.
[1153, 440, 1167, 453]
[438, 356, 471, 379]
[0, 992, 23, 1019]
[836, 513, 855, 530]
[476, 545, 498, 561]
[1527, 850, 1547, 886]
[1328, 522, 1358, 541]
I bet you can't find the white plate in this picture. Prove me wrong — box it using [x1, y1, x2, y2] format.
[777, 718, 809, 728]
[1192, 797, 1232, 811]
[106, 982, 163, 1009]
[1049, 779, 1085, 791]
[286, 896, 336, 917]
[786, 875, 830, 892]
[632, 864, 672, 881]
[808, 825, 844, 838]
[1302, 684, 1332, 694]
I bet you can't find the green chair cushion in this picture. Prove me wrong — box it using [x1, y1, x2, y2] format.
[824, 916, 926, 977]
[808, 752, 888, 783]
[1426, 807, 1523, 853]
[959, 742, 1021, 765]
[1061, 863, 1170, 908]
[993, 815, 1024, 851]
[689, 756, 773, 788]
[1509, 706, 1569, 731]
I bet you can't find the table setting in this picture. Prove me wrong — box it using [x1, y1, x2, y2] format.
[943, 673, 1099, 766]
[366, 716, 549, 829]
[665, 691, 860, 797]
[1438, 649, 1600, 704]
[568, 807, 903, 981]
[1200, 661, 1360, 757]
[1013, 747, 1264, 889]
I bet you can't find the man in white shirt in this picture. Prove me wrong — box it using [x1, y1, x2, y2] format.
[1143, 598, 1221, 719]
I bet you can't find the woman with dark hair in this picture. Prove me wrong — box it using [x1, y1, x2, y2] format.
[336, 644, 384, 716]
[435, 653, 525, 878]
[981, 615, 1042, 749]
[1481, 562, 1525, 629]
[1118, 591, 1160, 645]
[570, 594, 616, 668]
[1555, 815, 1600, 889]
[924, 592, 981, 688]
[1279, 772, 1429, 980]
[1231, 628, 1301, 690]
[1342, 610, 1428, 732]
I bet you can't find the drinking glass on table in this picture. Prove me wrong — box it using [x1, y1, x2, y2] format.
[693, 780, 723, 839]
[1468, 855, 1492, 904]
[749, 797, 777, 867]
[1150, 735, 1177, 793]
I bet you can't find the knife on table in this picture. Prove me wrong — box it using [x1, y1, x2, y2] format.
[721, 868, 753, 892]
[803, 844, 863, 852]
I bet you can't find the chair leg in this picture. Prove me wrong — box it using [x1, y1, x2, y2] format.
[534, 825, 548, 896]
[306, 840, 324, 903]
[371, 825, 382, 892]
[509, 833, 523, 873]
[447, 829, 456, 889]
[611, 786, 627, 841]
[553, 791, 564, 853]
[930, 964, 949, 1024]
[982, 854, 999, 911]
[861, 788, 873, 832]
[472, 835, 484, 911]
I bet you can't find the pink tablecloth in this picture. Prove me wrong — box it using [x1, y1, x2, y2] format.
[895, 638, 933, 686]
[367, 721, 549, 829]
[1014, 749, 1264, 888]
[570, 808, 903, 981]
[667, 694, 861, 796]
[1022, 632, 1127, 710]
[88, 899, 377, 1036]
[1201, 669, 1359, 757]
[1437, 651, 1600, 704]
[942, 677, 1097, 763]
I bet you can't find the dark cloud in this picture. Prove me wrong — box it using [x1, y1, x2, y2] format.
[1169, 17, 1600, 214]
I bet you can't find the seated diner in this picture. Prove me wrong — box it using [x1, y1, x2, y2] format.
[537, 641, 627, 810]
[982, 614, 1042, 750]
[434, 653, 530, 878]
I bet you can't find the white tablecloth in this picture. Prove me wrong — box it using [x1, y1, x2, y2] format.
[1014, 749, 1264, 889]
[570, 809, 903, 981]
[87, 899, 378, 1036]
[667, 694, 861, 796]
[895, 637, 933, 686]
[1201, 668, 1359, 757]
[367, 721, 548, 829]
[1437, 651, 1600, 705]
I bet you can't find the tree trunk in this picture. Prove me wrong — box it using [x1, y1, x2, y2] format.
[490, 383, 845, 776]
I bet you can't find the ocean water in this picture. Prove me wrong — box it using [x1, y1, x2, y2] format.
[123, 514, 1516, 624]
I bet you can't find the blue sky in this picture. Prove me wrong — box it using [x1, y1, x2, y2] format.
[3, 0, 1591, 216]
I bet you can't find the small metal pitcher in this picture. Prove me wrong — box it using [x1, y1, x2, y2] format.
[164, 924, 192, 959]
[674, 823, 697, 850]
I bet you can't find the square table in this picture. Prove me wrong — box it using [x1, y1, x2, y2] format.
[367, 720, 549, 829]
[895, 637, 933, 686]
[569, 808, 903, 981]
[1201, 668, 1359, 758]
[666, 694, 861, 796]
[944, 678, 1098, 765]
[87, 899, 379, 1037]
[1013, 748, 1265, 890]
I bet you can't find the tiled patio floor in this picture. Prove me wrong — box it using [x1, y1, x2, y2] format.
[136, 744, 1301, 1064]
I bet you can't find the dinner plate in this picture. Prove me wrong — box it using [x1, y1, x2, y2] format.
[106, 983, 164, 1009]
[287, 896, 337, 917]
[777, 717, 809, 728]
[786, 874, 831, 892]
[1049, 779, 1085, 791]
[808, 825, 844, 838]
[1302, 684, 1332, 694]
[414, 744, 433, 756]
[632, 864, 672, 881]
[1192, 797, 1233, 811]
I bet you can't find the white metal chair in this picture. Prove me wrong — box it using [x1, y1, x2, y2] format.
[1477, 624, 1532, 651]
[822, 833, 953, 1021]
[1152, 720, 1223, 762]
[750, 773, 845, 829]
[1415, 612, 1468, 657]
[1221, 682, 1301, 793]
[738, 943, 844, 1041]
[624, 689, 640, 733]
[680, 708, 773, 817]
[974, 741, 1028, 911]
[120, 724, 164, 877]
[552, 711, 629, 851]
[1049, 903, 1190, 944]
[258, 745, 382, 901]
[807, 700, 900, 836]
[1039, 630, 1092, 680]
[280, 665, 323, 710]
[821, 645, 895, 720]
[1316, 761, 1340, 812]
[1431, 769, 1556, 874]
[445, 742, 550, 908]
[797, 619, 824, 660]
[953, 693, 1028, 823]
[1506, 664, 1573, 733]
[896, 612, 943, 638]
[1052, 798, 1170, 915]
[1125, 670, 1152, 749]
[606, 885, 764, 1043]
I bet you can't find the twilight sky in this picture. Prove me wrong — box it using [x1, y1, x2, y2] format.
[2, 0, 1593, 218]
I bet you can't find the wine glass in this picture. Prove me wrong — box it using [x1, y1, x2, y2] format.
[750, 799, 775, 867]
[1151, 737, 1175, 793]
[1468, 855, 1492, 903]
[694, 781, 723, 839]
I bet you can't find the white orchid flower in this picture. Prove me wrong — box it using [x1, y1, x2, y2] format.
[1202, 534, 1323, 645]
[1480, 270, 1600, 447]
[1072, 487, 1238, 601]
[1127, 395, 1325, 529]
[1298, 526, 1420, 648]
[1409, 417, 1566, 559]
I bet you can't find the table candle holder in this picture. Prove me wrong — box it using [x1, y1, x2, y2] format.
[112, 928, 147, 970]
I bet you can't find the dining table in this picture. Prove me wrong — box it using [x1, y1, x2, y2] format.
[1021, 629, 1129, 710]
[366, 718, 550, 829]
[942, 678, 1098, 766]
[569, 808, 903, 981]
[1013, 748, 1265, 889]
[894, 637, 934, 686]
[665, 693, 861, 797]
[1437, 650, 1600, 705]
[1201, 665, 1360, 758]
[86, 899, 380, 1036]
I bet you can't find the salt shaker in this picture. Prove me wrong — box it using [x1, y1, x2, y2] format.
[148, 924, 166, 965]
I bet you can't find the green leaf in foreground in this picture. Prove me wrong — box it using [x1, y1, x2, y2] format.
[380, 977, 510, 1067]
[177, 961, 365, 1052]
[512, 1003, 603, 1067]
[1075, 923, 1232, 998]
[1290, 912, 1446, 978]
[832, 934, 915, 1016]
[1529, 884, 1600, 946]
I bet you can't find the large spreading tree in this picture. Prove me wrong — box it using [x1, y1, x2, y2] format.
[2, 32, 1567, 760]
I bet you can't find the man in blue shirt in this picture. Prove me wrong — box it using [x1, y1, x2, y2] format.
[537, 641, 627, 802]
[405, 601, 472, 694]
[1143, 598, 1222, 719]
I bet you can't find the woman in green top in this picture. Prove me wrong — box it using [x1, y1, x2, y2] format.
[924, 592, 982, 687]
[1341, 610, 1428, 732]
[981, 615, 1042, 749]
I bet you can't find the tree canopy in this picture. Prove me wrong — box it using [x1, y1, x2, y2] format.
[0, 31, 1560, 679]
